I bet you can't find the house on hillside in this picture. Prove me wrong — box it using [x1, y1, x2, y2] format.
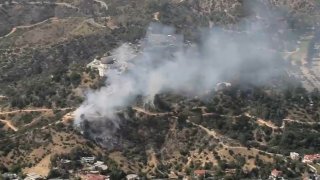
[215, 82, 232, 91]
[81, 156, 96, 164]
[24, 173, 43, 180]
[193, 170, 206, 179]
[303, 154, 320, 163]
[2, 173, 19, 179]
[86, 58, 107, 77]
[269, 169, 284, 180]
[290, 152, 300, 160]
[93, 161, 108, 171]
[225, 168, 237, 175]
[126, 174, 139, 180]
[83, 174, 109, 180]
[101, 56, 116, 65]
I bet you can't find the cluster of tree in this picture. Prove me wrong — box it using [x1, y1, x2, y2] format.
[270, 123, 320, 154]
[5, 66, 87, 109]
[193, 81, 320, 153]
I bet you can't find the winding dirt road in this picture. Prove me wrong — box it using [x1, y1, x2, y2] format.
[94, 0, 108, 11]
[0, 18, 57, 39]
[0, 0, 81, 39]
[0, 16, 108, 40]
[85, 18, 106, 28]
[0, 108, 73, 115]
[0, 108, 73, 131]
[132, 106, 172, 116]
[281, 118, 320, 128]
[187, 119, 284, 157]
[21, 1, 78, 10]
[0, 120, 18, 132]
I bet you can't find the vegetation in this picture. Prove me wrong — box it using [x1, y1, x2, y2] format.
[1, 0, 320, 179]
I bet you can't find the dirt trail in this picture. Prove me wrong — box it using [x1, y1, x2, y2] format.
[0, 108, 73, 115]
[85, 18, 106, 28]
[0, 1, 78, 10]
[0, 108, 72, 131]
[257, 119, 279, 129]
[0, 28, 16, 39]
[187, 120, 219, 139]
[281, 118, 320, 128]
[0, 15, 107, 40]
[187, 119, 240, 146]
[132, 107, 172, 116]
[0, 120, 18, 132]
[201, 112, 217, 117]
[94, 0, 108, 11]
[0, 18, 57, 39]
[26, 2, 78, 10]
[283, 118, 320, 124]
[133, 107, 285, 160]
[245, 113, 319, 129]
[188, 120, 283, 157]
[245, 113, 279, 130]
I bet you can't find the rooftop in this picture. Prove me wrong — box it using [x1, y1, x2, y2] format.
[303, 154, 320, 162]
[126, 174, 138, 179]
[194, 170, 206, 176]
[271, 169, 282, 177]
[84, 174, 108, 180]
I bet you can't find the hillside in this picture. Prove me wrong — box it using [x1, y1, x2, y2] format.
[1, 0, 320, 179]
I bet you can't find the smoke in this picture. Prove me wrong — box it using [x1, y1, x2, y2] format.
[74, 1, 291, 135]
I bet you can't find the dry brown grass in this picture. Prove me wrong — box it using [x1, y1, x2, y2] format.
[217, 146, 274, 171]
[22, 129, 88, 177]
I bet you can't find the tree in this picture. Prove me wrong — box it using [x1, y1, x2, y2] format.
[69, 72, 81, 86]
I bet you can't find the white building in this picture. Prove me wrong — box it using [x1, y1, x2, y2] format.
[2, 173, 19, 180]
[24, 173, 43, 180]
[94, 161, 108, 171]
[215, 82, 232, 91]
[126, 174, 139, 180]
[290, 152, 300, 160]
[87, 59, 107, 77]
[81, 156, 96, 164]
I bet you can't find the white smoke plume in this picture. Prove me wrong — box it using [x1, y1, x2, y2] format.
[74, 1, 292, 130]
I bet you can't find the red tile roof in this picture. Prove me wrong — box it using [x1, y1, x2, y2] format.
[303, 154, 320, 162]
[271, 169, 282, 177]
[194, 170, 206, 176]
[85, 174, 106, 180]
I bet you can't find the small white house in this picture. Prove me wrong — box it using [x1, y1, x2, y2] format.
[87, 59, 108, 77]
[81, 156, 96, 164]
[94, 161, 108, 171]
[24, 173, 43, 180]
[126, 174, 139, 180]
[290, 152, 300, 160]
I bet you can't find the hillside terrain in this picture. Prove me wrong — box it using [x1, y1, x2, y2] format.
[1, 0, 320, 179]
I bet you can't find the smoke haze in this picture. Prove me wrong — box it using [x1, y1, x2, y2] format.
[74, 1, 290, 133]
